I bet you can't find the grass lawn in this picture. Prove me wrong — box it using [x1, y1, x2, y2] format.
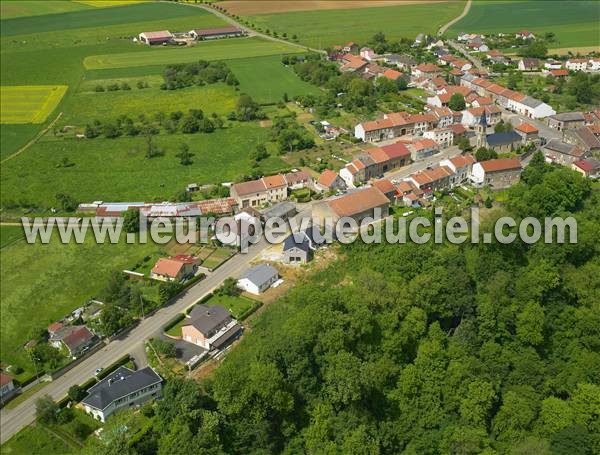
[245, 2, 465, 49]
[0, 424, 75, 455]
[447, 1, 600, 49]
[0, 231, 165, 377]
[227, 55, 322, 104]
[84, 37, 304, 70]
[62, 82, 238, 125]
[1, 85, 68, 124]
[0, 124, 285, 208]
[0, 226, 25, 249]
[208, 294, 260, 320]
[201, 247, 235, 271]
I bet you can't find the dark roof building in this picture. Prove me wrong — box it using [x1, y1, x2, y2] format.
[82, 367, 162, 422]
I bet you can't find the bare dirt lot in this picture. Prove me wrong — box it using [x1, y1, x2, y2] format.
[220, 0, 444, 16]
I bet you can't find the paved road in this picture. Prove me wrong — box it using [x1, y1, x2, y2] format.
[439, 0, 472, 36]
[0, 238, 269, 443]
[176, 2, 325, 55]
[448, 39, 485, 71]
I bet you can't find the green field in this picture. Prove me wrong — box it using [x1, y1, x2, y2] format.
[448, 1, 600, 49]
[0, 0, 92, 19]
[0, 226, 24, 249]
[1, 85, 67, 124]
[0, 124, 285, 208]
[84, 37, 304, 70]
[227, 55, 322, 104]
[0, 124, 41, 159]
[64, 81, 237, 124]
[0, 226, 165, 376]
[245, 2, 465, 49]
[0, 2, 207, 36]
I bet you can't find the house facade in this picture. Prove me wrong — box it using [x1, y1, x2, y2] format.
[313, 187, 390, 227]
[181, 304, 241, 350]
[471, 158, 522, 189]
[82, 367, 162, 422]
[237, 264, 279, 295]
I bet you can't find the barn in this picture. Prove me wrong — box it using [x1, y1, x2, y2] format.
[189, 26, 244, 40]
[138, 30, 173, 45]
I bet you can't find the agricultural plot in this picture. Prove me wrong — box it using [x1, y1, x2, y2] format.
[0, 2, 207, 36]
[245, 2, 465, 49]
[0, 124, 41, 160]
[447, 1, 600, 49]
[219, 0, 440, 15]
[0, 124, 285, 208]
[227, 55, 322, 104]
[84, 37, 304, 70]
[0, 0, 91, 19]
[0, 229, 164, 377]
[0, 85, 67, 124]
[64, 82, 237, 124]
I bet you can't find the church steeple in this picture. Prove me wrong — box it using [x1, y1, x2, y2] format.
[476, 110, 487, 148]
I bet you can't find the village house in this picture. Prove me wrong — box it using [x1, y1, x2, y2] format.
[315, 169, 346, 193]
[385, 54, 416, 71]
[486, 49, 507, 63]
[572, 159, 600, 179]
[423, 127, 454, 148]
[339, 53, 368, 72]
[409, 138, 440, 161]
[514, 122, 540, 143]
[547, 112, 587, 131]
[544, 59, 563, 70]
[360, 47, 376, 61]
[408, 165, 455, 192]
[355, 112, 436, 142]
[0, 373, 17, 405]
[284, 170, 313, 190]
[461, 106, 502, 128]
[566, 58, 588, 72]
[49, 325, 96, 358]
[564, 126, 600, 153]
[466, 40, 489, 52]
[282, 228, 323, 264]
[313, 186, 390, 227]
[381, 68, 403, 81]
[230, 175, 287, 208]
[342, 42, 359, 54]
[588, 58, 600, 72]
[181, 304, 241, 350]
[427, 86, 474, 108]
[542, 139, 588, 165]
[518, 58, 540, 71]
[412, 63, 443, 79]
[439, 154, 476, 186]
[150, 255, 197, 282]
[515, 30, 535, 40]
[372, 179, 397, 202]
[427, 106, 455, 128]
[189, 26, 243, 40]
[138, 30, 173, 45]
[339, 142, 411, 187]
[549, 68, 569, 79]
[471, 158, 522, 189]
[82, 367, 162, 422]
[237, 264, 279, 295]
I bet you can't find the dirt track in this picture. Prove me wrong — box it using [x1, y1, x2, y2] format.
[219, 0, 446, 16]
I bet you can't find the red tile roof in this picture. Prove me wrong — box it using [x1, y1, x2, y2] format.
[361, 118, 393, 132]
[416, 63, 442, 73]
[62, 326, 94, 352]
[450, 154, 476, 168]
[262, 174, 287, 189]
[372, 179, 396, 195]
[515, 123, 538, 134]
[380, 142, 411, 159]
[367, 147, 391, 164]
[48, 321, 63, 333]
[550, 69, 569, 77]
[328, 187, 389, 217]
[152, 257, 186, 278]
[317, 169, 339, 188]
[383, 68, 402, 80]
[479, 158, 522, 173]
[232, 179, 266, 196]
[0, 373, 13, 387]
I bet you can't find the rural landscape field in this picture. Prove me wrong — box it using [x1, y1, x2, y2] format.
[1, 0, 599, 454]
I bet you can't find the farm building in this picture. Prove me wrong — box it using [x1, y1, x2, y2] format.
[138, 30, 173, 45]
[190, 26, 244, 40]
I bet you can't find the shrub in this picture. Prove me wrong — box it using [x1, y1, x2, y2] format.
[94, 85, 105, 92]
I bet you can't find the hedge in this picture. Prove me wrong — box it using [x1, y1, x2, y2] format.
[162, 313, 186, 333]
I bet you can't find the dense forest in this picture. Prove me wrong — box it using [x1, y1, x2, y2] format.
[86, 158, 600, 454]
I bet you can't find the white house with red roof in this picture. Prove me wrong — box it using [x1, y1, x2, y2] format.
[440, 154, 476, 185]
[572, 159, 600, 179]
[150, 255, 198, 282]
[315, 170, 346, 193]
